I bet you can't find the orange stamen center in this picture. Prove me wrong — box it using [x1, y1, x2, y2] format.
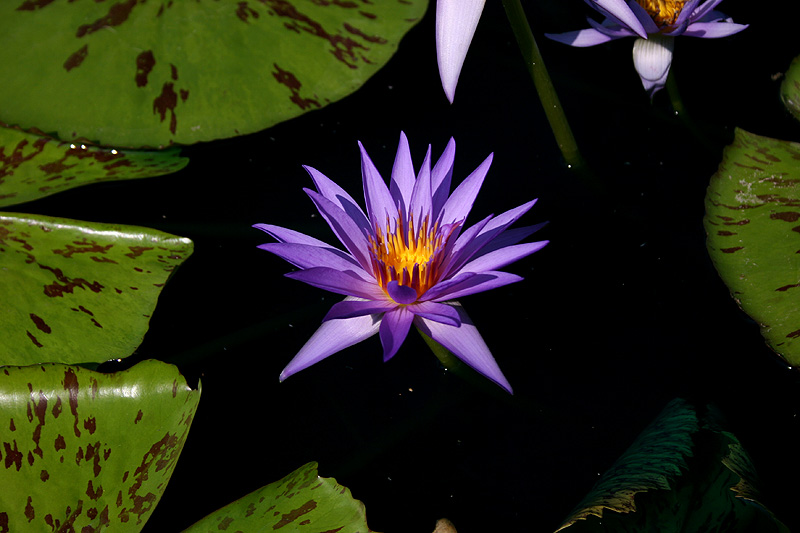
[636, 0, 687, 27]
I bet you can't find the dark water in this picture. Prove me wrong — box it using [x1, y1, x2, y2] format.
[21, 1, 800, 531]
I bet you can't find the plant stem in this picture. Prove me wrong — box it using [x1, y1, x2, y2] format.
[501, 0, 585, 171]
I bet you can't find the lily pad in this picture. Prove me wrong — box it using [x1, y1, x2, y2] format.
[182, 462, 372, 533]
[0, 213, 192, 366]
[780, 54, 800, 122]
[0, 359, 201, 532]
[555, 399, 788, 532]
[0, 126, 188, 208]
[704, 128, 800, 367]
[0, 0, 427, 148]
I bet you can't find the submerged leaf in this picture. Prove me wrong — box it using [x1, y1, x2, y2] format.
[0, 0, 427, 148]
[556, 399, 788, 532]
[0, 360, 201, 532]
[0, 126, 188, 208]
[704, 128, 800, 367]
[182, 462, 373, 533]
[0, 213, 192, 366]
[781, 54, 800, 122]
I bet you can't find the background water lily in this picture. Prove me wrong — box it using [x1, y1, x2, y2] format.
[545, 0, 747, 96]
[254, 133, 548, 393]
[436, 0, 486, 103]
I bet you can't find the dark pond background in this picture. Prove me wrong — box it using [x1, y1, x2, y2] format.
[18, 1, 800, 531]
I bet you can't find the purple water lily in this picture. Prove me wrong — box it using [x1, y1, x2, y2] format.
[254, 133, 548, 393]
[546, 0, 747, 96]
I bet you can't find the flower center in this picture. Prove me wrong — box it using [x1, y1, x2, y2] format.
[636, 0, 687, 27]
[368, 212, 456, 301]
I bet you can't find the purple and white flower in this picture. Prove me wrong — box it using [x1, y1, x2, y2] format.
[436, 0, 486, 103]
[545, 0, 747, 96]
[254, 133, 548, 393]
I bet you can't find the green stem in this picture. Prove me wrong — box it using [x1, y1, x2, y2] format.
[501, 0, 585, 171]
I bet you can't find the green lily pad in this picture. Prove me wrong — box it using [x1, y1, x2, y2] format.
[780, 54, 800, 122]
[704, 128, 800, 367]
[0, 0, 427, 148]
[182, 462, 372, 533]
[0, 359, 201, 532]
[0, 126, 188, 208]
[0, 213, 192, 366]
[556, 399, 788, 532]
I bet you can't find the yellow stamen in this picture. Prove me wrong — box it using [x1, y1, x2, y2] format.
[368, 211, 455, 302]
[635, 0, 687, 27]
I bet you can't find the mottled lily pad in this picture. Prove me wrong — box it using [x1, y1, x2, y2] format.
[704, 128, 800, 366]
[183, 462, 372, 533]
[0, 126, 188, 208]
[0, 359, 201, 532]
[555, 399, 788, 532]
[780, 54, 800, 122]
[0, 0, 427, 148]
[0, 213, 192, 366]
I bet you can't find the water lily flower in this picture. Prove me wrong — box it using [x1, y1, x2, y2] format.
[436, 0, 486, 103]
[545, 0, 747, 97]
[254, 133, 548, 393]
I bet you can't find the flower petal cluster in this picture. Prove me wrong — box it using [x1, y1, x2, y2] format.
[436, 0, 486, 103]
[254, 133, 548, 393]
[545, 0, 747, 96]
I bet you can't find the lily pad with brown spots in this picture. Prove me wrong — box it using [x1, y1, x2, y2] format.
[0, 126, 188, 208]
[0, 213, 192, 366]
[704, 128, 800, 367]
[182, 462, 371, 533]
[0, 0, 427, 148]
[0, 359, 200, 532]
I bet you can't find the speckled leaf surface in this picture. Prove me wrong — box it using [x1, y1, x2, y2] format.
[0, 359, 201, 532]
[0, 213, 192, 366]
[0, 126, 188, 208]
[555, 399, 788, 532]
[704, 128, 800, 366]
[182, 462, 373, 533]
[780, 54, 800, 122]
[0, 0, 427, 148]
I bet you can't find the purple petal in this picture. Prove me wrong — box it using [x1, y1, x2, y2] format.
[689, 0, 725, 22]
[414, 302, 512, 393]
[436, 0, 486, 103]
[407, 300, 461, 327]
[390, 132, 415, 216]
[304, 165, 371, 235]
[669, 0, 700, 29]
[286, 267, 385, 300]
[323, 298, 396, 321]
[439, 214, 493, 278]
[431, 138, 456, 219]
[459, 241, 549, 274]
[589, 0, 647, 37]
[429, 271, 523, 301]
[253, 223, 332, 247]
[280, 304, 381, 381]
[360, 141, 398, 228]
[380, 306, 414, 361]
[586, 17, 640, 39]
[438, 153, 492, 225]
[305, 189, 372, 271]
[632, 35, 674, 97]
[682, 21, 748, 38]
[626, 1, 661, 34]
[257, 242, 366, 277]
[475, 223, 549, 257]
[386, 280, 418, 305]
[545, 28, 620, 48]
[409, 145, 434, 223]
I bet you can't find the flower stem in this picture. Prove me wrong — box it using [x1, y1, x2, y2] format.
[501, 0, 585, 171]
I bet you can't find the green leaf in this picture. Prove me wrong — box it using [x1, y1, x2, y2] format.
[555, 399, 788, 532]
[0, 359, 201, 532]
[0, 126, 188, 208]
[182, 462, 373, 533]
[704, 128, 800, 367]
[0, 213, 192, 366]
[780, 54, 800, 122]
[0, 0, 427, 148]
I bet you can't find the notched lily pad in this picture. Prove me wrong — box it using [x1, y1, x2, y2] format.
[0, 213, 193, 366]
[0, 0, 427, 148]
[704, 128, 800, 367]
[0, 359, 201, 532]
[183, 462, 372, 533]
[0, 126, 188, 208]
[556, 399, 788, 532]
